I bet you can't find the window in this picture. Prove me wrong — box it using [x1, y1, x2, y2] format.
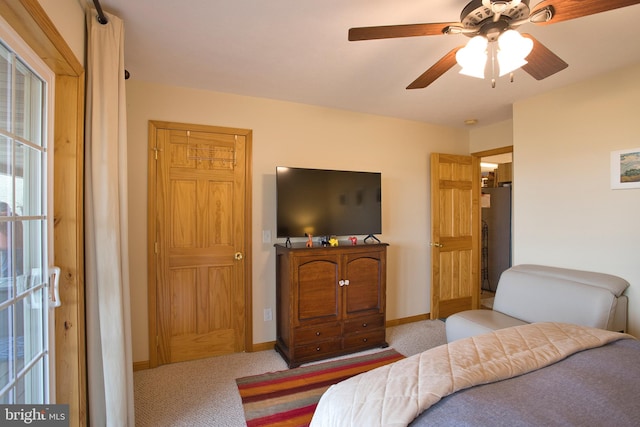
[0, 16, 54, 404]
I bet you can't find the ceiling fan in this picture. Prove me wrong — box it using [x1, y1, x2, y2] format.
[348, 0, 640, 89]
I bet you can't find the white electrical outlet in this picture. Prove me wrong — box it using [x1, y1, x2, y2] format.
[262, 229, 272, 243]
[264, 308, 273, 321]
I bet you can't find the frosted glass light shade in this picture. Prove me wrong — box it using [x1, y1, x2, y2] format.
[455, 30, 534, 80]
[456, 36, 488, 79]
[497, 30, 533, 76]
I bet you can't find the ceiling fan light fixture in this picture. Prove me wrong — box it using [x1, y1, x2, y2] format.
[496, 29, 533, 75]
[456, 35, 488, 79]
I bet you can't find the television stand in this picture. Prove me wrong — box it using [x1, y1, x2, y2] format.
[364, 234, 381, 244]
[274, 243, 388, 367]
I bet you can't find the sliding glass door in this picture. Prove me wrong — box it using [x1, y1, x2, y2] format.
[0, 17, 54, 404]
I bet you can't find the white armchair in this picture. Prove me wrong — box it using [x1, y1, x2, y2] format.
[446, 264, 629, 342]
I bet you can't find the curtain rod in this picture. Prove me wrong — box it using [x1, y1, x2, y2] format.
[91, 0, 130, 80]
[92, 0, 108, 25]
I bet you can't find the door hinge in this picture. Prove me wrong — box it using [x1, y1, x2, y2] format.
[154, 242, 159, 253]
[156, 335, 159, 348]
[153, 146, 162, 160]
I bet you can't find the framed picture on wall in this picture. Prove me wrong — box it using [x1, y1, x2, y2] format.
[611, 148, 640, 190]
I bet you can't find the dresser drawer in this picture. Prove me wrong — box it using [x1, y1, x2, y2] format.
[343, 315, 385, 334]
[343, 329, 386, 350]
[294, 339, 342, 360]
[294, 323, 342, 344]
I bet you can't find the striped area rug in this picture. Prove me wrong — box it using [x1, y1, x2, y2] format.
[236, 349, 405, 427]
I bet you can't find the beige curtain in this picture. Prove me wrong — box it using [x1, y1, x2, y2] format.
[85, 7, 135, 426]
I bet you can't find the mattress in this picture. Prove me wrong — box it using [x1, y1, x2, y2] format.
[411, 338, 640, 426]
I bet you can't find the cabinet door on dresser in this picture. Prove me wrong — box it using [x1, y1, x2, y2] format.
[342, 248, 387, 351]
[343, 250, 385, 317]
[295, 254, 340, 325]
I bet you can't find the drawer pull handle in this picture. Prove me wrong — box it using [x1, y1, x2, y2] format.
[362, 323, 368, 327]
[362, 338, 368, 342]
[316, 331, 321, 336]
[316, 347, 321, 351]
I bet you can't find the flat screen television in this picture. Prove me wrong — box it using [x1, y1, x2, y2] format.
[276, 166, 382, 239]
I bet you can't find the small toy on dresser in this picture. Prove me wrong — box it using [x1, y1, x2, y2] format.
[305, 234, 313, 248]
[349, 236, 357, 245]
[329, 237, 339, 247]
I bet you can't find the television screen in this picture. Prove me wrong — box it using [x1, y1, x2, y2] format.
[276, 167, 382, 238]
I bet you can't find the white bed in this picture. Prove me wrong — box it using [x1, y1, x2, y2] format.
[310, 322, 639, 426]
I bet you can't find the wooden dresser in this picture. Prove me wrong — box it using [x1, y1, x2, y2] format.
[274, 242, 388, 368]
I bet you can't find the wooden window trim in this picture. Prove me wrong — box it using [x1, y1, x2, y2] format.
[0, 1, 86, 425]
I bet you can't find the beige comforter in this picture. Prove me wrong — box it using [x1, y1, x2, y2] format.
[310, 322, 632, 427]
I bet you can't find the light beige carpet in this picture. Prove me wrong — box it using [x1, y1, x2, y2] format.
[481, 290, 496, 309]
[134, 319, 446, 426]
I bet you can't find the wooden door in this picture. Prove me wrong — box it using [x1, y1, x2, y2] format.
[430, 153, 480, 319]
[149, 121, 251, 366]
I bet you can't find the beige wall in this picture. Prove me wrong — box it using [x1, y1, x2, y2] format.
[38, 0, 85, 66]
[512, 63, 640, 336]
[469, 119, 513, 152]
[126, 80, 469, 362]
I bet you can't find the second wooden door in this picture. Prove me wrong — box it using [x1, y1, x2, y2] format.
[430, 153, 480, 319]
[150, 121, 250, 366]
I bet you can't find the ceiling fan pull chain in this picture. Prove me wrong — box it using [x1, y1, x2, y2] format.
[490, 42, 497, 88]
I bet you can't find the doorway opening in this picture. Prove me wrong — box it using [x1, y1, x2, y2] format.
[472, 147, 513, 309]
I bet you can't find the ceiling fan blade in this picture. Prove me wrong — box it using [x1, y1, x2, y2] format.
[406, 47, 462, 89]
[349, 22, 459, 41]
[531, 0, 640, 25]
[520, 34, 568, 80]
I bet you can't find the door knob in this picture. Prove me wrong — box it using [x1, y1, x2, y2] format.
[430, 242, 443, 248]
[234, 252, 243, 260]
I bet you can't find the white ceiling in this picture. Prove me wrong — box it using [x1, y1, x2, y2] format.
[94, 0, 640, 129]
